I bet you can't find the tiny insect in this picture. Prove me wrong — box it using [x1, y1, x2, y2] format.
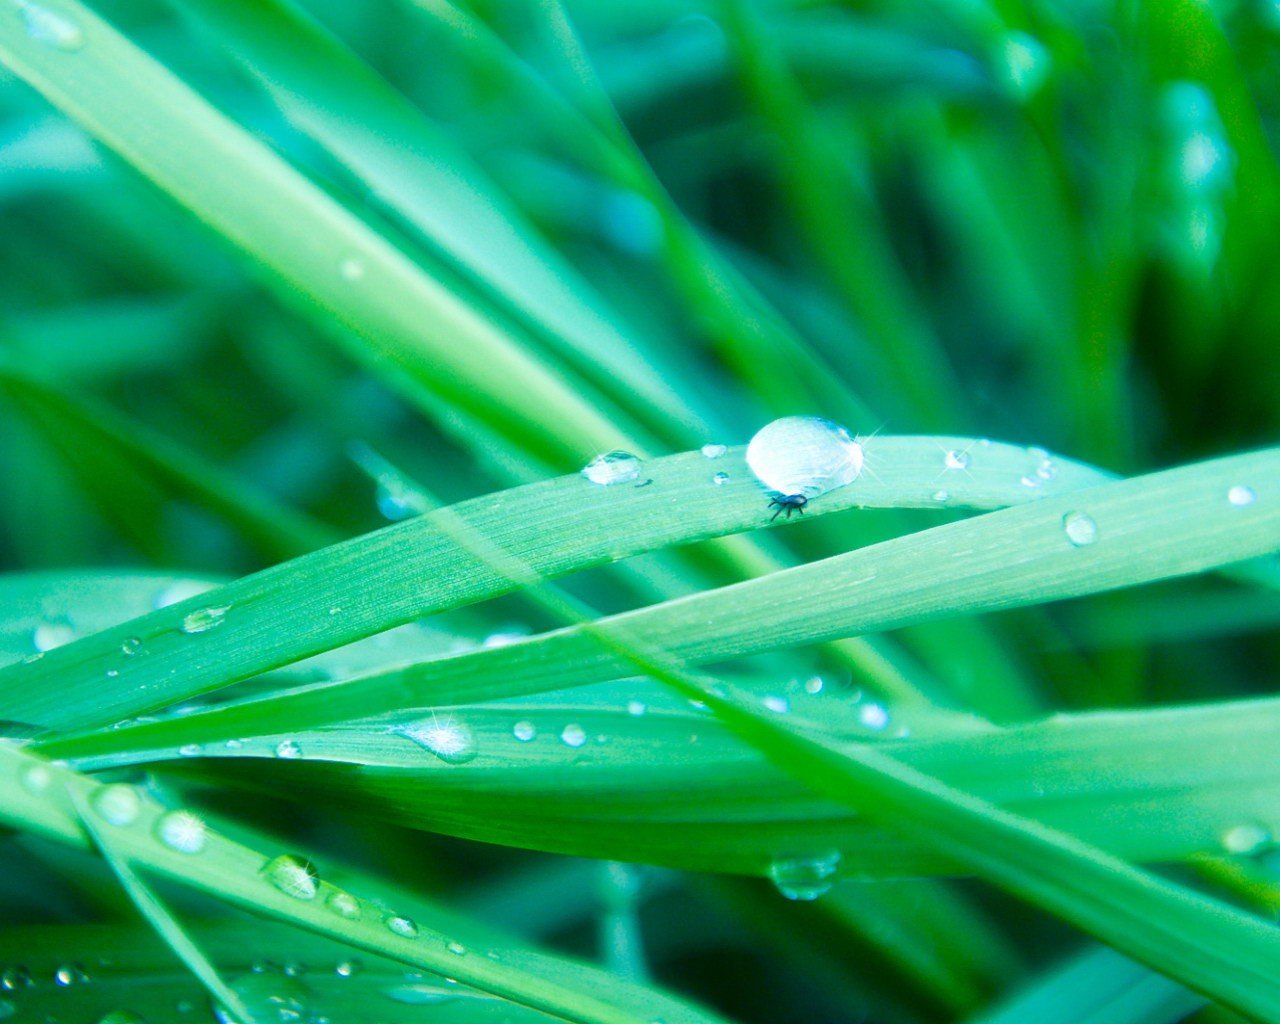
[768, 494, 808, 521]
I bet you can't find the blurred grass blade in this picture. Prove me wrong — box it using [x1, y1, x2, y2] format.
[0, 436, 1110, 732]
[0, 0, 644, 466]
[0, 745, 732, 1024]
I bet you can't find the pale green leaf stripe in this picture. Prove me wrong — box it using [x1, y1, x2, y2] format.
[667, 680, 1280, 1020]
[0, 436, 1105, 732]
[0, 0, 639, 464]
[74, 694, 1280, 876]
[0, 745, 731, 1024]
[51, 444, 1278, 759]
[171, 0, 713, 445]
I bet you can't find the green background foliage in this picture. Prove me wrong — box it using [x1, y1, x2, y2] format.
[0, 0, 1278, 1022]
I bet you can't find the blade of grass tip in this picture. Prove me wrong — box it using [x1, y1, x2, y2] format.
[963, 945, 1204, 1024]
[65, 786, 261, 1024]
[0, 747, 733, 1024]
[0, 361, 339, 560]
[4, 435, 1098, 734]
[169, 0, 719, 450]
[53, 443, 1278, 759]
[0, 0, 646, 468]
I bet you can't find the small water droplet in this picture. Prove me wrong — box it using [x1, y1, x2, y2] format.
[559, 723, 588, 748]
[746, 416, 863, 499]
[512, 720, 536, 742]
[339, 257, 365, 281]
[700, 443, 727, 459]
[155, 810, 207, 854]
[334, 959, 361, 978]
[92, 783, 141, 826]
[180, 606, 229, 634]
[33, 619, 74, 651]
[274, 739, 303, 760]
[712, 471, 730, 486]
[998, 30, 1050, 98]
[20, 763, 52, 793]
[395, 717, 477, 764]
[262, 854, 320, 900]
[1222, 823, 1271, 855]
[943, 449, 969, 470]
[768, 850, 842, 901]
[762, 695, 789, 714]
[225, 738, 243, 750]
[178, 743, 201, 758]
[932, 489, 950, 503]
[626, 700, 646, 716]
[1020, 475, 1041, 490]
[54, 962, 88, 986]
[581, 450, 643, 486]
[1228, 485, 1257, 507]
[213, 971, 314, 1024]
[446, 941, 467, 956]
[15, 1, 85, 51]
[1062, 511, 1099, 547]
[325, 889, 361, 919]
[385, 915, 419, 939]
[804, 676, 824, 694]
[0, 967, 32, 991]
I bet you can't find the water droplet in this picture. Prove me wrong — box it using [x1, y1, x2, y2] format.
[16, 1, 85, 51]
[155, 810, 207, 854]
[512, 720, 536, 742]
[1062, 511, 1099, 547]
[92, 783, 141, 826]
[1228, 485, 1257, 507]
[274, 739, 303, 760]
[54, 962, 88, 986]
[1020, 475, 1041, 490]
[932, 490, 949, 503]
[20, 762, 52, 793]
[943, 449, 970, 470]
[998, 30, 1049, 98]
[262, 854, 320, 900]
[334, 959, 361, 978]
[395, 716, 477, 764]
[560, 724, 587, 748]
[325, 889, 361, 920]
[581, 450, 643, 486]
[178, 743, 201, 758]
[858, 703, 890, 730]
[225, 738, 243, 750]
[0, 967, 31, 991]
[446, 941, 467, 956]
[762, 695, 789, 714]
[626, 700, 647, 716]
[121, 636, 141, 656]
[768, 850, 842, 901]
[1222, 823, 1271, 855]
[804, 676, 824, 694]
[32, 619, 74, 651]
[385, 915, 419, 939]
[482, 630, 527, 648]
[180, 606, 229, 634]
[339, 257, 365, 281]
[746, 416, 863, 499]
[700, 443, 727, 459]
[712, 471, 730, 486]
[213, 971, 314, 1024]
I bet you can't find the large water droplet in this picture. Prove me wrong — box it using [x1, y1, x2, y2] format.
[92, 783, 141, 826]
[180, 606, 229, 634]
[1062, 511, 1099, 547]
[385, 914, 419, 938]
[32, 619, 74, 651]
[262, 854, 320, 900]
[1228, 485, 1257, 507]
[395, 717, 477, 764]
[213, 971, 314, 1024]
[16, 1, 85, 51]
[560, 723, 587, 748]
[581, 451, 643, 486]
[745, 416, 863, 499]
[155, 810, 207, 854]
[768, 850, 842, 901]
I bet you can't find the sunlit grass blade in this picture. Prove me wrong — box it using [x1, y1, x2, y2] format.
[0, 744, 732, 1024]
[0, 436, 1109, 732]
